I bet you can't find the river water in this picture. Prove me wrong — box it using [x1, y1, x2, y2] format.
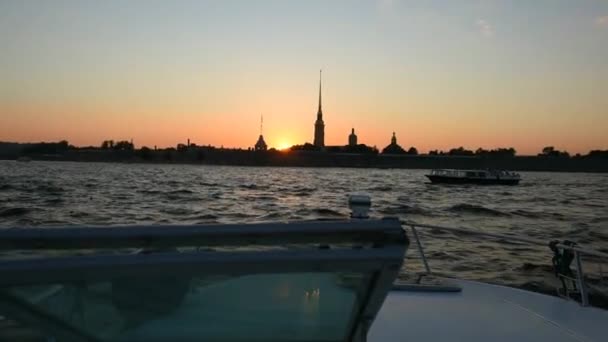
[1, 161, 607, 296]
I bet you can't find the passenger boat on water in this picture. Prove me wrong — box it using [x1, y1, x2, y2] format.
[426, 169, 521, 185]
[0, 196, 605, 341]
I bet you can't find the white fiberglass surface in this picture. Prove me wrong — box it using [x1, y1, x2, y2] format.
[369, 279, 608, 342]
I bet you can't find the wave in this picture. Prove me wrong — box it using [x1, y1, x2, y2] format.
[169, 189, 195, 194]
[513, 263, 553, 273]
[589, 230, 608, 241]
[138, 189, 161, 195]
[367, 185, 392, 192]
[450, 264, 479, 272]
[209, 192, 222, 199]
[511, 209, 541, 218]
[288, 187, 316, 197]
[69, 211, 90, 218]
[44, 197, 64, 205]
[194, 214, 218, 220]
[310, 208, 344, 217]
[448, 204, 510, 217]
[160, 207, 195, 216]
[591, 216, 608, 224]
[164, 189, 201, 202]
[165, 195, 203, 202]
[378, 204, 429, 216]
[528, 196, 552, 203]
[495, 238, 527, 246]
[0, 207, 31, 217]
[259, 195, 278, 201]
[240, 184, 258, 189]
[36, 184, 65, 194]
[428, 251, 458, 260]
[584, 202, 606, 208]
[258, 212, 285, 220]
[222, 212, 257, 219]
[510, 209, 566, 220]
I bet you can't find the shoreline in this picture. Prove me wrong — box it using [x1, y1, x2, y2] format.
[4, 150, 608, 173]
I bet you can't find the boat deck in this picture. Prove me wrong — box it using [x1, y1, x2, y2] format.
[370, 278, 608, 342]
[1, 219, 606, 341]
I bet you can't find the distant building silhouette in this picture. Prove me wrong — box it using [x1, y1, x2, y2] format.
[313, 70, 325, 148]
[381, 132, 406, 154]
[254, 114, 267, 151]
[255, 135, 267, 151]
[348, 128, 358, 147]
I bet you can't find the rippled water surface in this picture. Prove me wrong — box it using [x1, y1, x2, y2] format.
[1, 161, 607, 295]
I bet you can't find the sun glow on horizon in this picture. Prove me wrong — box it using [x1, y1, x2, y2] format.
[275, 141, 292, 151]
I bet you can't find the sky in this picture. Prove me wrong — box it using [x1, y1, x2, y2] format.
[1, 0, 607, 155]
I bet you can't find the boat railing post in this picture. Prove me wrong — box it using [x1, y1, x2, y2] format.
[574, 250, 589, 306]
[349, 194, 371, 219]
[410, 225, 431, 274]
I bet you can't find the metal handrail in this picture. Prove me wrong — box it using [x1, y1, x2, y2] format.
[0, 219, 406, 250]
[403, 221, 608, 259]
[402, 221, 608, 307]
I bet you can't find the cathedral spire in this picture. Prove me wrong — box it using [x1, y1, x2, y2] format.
[313, 69, 325, 148]
[255, 113, 267, 151]
[317, 69, 322, 116]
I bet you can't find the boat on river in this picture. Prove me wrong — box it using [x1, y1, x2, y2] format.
[0, 196, 605, 341]
[426, 169, 521, 185]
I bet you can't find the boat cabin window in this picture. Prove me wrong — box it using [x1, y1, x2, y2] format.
[0, 220, 408, 341]
[3, 271, 372, 341]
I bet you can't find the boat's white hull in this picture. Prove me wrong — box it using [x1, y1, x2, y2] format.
[370, 278, 608, 341]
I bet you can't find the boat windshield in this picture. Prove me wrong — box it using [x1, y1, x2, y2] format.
[2, 271, 371, 341]
[0, 220, 408, 341]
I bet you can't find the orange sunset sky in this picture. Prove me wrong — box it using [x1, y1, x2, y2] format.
[1, 1, 607, 155]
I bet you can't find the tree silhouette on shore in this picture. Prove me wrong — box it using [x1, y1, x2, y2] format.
[539, 146, 569, 157]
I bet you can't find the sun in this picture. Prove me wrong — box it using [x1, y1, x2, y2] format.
[276, 141, 292, 150]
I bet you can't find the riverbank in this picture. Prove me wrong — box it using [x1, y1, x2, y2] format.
[3, 148, 608, 172]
